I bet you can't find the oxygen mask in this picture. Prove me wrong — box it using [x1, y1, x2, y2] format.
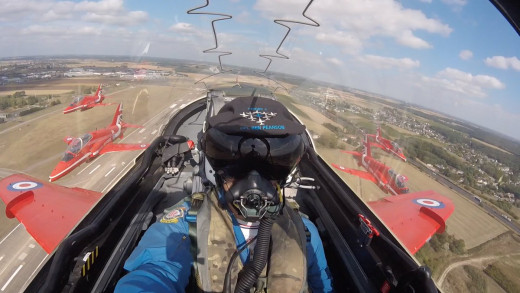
[223, 170, 281, 221]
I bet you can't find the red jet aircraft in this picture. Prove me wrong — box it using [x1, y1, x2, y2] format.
[63, 84, 112, 114]
[0, 175, 452, 255]
[367, 125, 407, 162]
[50, 103, 149, 182]
[367, 190, 454, 254]
[332, 135, 409, 195]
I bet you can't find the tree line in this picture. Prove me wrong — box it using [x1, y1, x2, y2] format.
[0, 91, 61, 111]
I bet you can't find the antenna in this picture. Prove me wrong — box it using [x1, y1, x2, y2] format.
[258, 0, 319, 73]
[187, 0, 233, 89]
[186, 0, 320, 93]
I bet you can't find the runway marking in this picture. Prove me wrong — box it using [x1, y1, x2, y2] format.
[18, 253, 27, 261]
[0, 224, 21, 246]
[105, 167, 116, 177]
[102, 161, 134, 193]
[151, 129, 158, 135]
[0, 255, 3, 262]
[28, 244, 35, 248]
[21, 254, 49, 292]
[142, 103, 178, 128]
[169, 103, 177, 109]
[1, 264, 23, 291]
[89, 165, 101, 175]
[138, 128, 146, 134]
[77, 160, 97, 175]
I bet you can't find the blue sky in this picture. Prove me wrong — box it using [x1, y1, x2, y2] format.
[1, 0, 520, 139]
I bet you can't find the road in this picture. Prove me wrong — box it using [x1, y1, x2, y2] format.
[409, 159, 520, 235]
[0, 86, 205, 292]
[436, 252, 520, 287]
[0, 225, 48, 292]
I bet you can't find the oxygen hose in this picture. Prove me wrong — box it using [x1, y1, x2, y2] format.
[232, 216, 275, 293]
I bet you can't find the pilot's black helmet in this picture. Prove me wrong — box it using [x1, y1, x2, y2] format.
[203, 96, 306, 181]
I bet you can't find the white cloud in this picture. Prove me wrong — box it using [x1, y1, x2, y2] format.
[484, 56, 520, 71]
[397, 30, 432, 49]
[255, 0, 452, 51]
[441, 0, 467, 7]
[459, 50, 473, 60]
[359, 55, 420, 69]
[42, 10, 72, 21]
[169, 22, 196, 33]
[326, 58, 343, 66]
[82, 11, 148, 26]
[74, 0, 125, 14]
[0, 0, 148, 26]
[20, 25, 100, 36]
[423, 67, 505, 98]
[315, 32, 363, 55]
[235, 11, 252, 24]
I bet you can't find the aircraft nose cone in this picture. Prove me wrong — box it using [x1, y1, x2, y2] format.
[49, 161, 70, 182]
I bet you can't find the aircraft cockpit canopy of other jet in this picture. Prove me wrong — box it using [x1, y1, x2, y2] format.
[62, 134, 93, 160]
[396, 175, 408, 189]
[70, 95, 84, 106]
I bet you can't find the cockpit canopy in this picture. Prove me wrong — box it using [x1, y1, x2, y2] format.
[391, 141, 400, 151]
[62, 134, 93, 161]
[388, 169, 408, 190]
[70, 96, 84, 106]
[395, 175, 408, 189]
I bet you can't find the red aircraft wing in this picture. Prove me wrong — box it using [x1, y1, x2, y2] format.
[0, 174, 103, 253]
[87, 102, 114, 109]
[368, 142, 386, 151]
[331, 163, 378, 184]
[99, 143, 149, 155]
[340, 150, 362, 157]
[368, 190, 454, 254]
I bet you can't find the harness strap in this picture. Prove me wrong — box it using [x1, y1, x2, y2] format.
[187, 192, 204, 290]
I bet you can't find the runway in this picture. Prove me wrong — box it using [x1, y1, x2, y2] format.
[0, 84, 205, 292]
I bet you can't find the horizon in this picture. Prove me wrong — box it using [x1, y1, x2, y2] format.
[2, 54, 520, 145]
[0, 0, 519, 140]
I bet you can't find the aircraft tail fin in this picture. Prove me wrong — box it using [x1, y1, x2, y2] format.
[363, 134, 372, 158]
[96, 84, 102, 98]
[111, 103, 123, 127]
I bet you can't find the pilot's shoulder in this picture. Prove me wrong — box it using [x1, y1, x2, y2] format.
[158, 193, 206, 224]
[159, 197, 192, 224]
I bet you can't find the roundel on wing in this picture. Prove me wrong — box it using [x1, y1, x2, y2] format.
[8, 181, 43, 191]
[413, 198, 445, 209]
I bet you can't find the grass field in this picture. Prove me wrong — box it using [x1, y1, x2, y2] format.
[0, 89, 74, 96]
[0, 77, 202, 238]
[0, 78, 111, 94]
[472, 138, 513, 155]
[0, 72, 516, 289]
[444, 266, 507, 293]
[292, 101, 509, 249]
[441, 232, 520, 292]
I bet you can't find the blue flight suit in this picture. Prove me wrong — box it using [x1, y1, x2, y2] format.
[116, 201, 333, 292]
